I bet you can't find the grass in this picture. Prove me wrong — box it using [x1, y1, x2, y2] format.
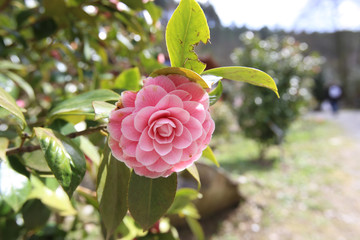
[209, 116, 355, 239]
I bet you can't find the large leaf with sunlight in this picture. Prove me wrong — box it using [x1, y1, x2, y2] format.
[165, 0, 210, 74]
[0, 87, 27, 129]
[203, 67, 279, 97]
[34, 127, 86, 198]
[128, 172, 177, 230]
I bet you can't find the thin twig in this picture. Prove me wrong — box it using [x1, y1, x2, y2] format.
[6, 125, 107, 156]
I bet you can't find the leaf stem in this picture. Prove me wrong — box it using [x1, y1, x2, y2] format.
[6, 125, 107, 156]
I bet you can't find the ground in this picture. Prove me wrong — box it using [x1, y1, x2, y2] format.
[205, 110, 360, 240]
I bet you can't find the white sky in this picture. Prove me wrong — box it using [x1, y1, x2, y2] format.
[197, 0, 360, 32]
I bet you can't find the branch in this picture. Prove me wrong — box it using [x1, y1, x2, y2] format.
[6, 125, 107, 156]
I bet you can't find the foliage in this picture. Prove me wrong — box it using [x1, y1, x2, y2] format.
[231, 32, 323, 158]
[0, 1, 278, 239]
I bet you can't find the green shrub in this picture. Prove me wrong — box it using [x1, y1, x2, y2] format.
[231, 32, 323, 158]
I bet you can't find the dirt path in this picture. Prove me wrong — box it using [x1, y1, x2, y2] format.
[210, 109, 360, 240]
[308, 110, 360, 239]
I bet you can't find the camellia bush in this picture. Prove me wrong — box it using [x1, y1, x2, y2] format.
[0, 0, 278, 239]
[232, 32, 323, 160]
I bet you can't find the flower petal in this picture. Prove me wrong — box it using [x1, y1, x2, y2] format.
[144, 76, 176, 92]
[154, 142, 173, 156]
[177, 82, 209, 108]
[138, 127, 154, 151]
[162, 148, 183, 164]
[148, 110, 170, 125]
[121, 115, 141, 141]
[173, 127, 192, 149]
[108, 108, 134, 140]
[108, 137, 123, 160]
[120, 135, 137, 157]
[167, 107, 190, 123]
[136, 146, 159, 166]
[184, 117, 203, 141]
[155, 94, 183, 110]
[134, 106, 156, 132]
[183, 101, 206, 123]
[133, 166, 165, 178]
[170, 117, 183, 136]
[169, 89, 192, 101]
[167, 74, 190, 87]
[146, 159, 171, 172]
[135, 85, 167, 110]
[122, 91, 137, 107]
[172, 153, 201, 172]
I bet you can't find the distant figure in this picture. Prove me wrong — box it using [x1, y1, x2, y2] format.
[327, 83, 342, 114]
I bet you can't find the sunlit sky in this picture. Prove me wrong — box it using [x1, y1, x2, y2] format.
[197, 0, 360, 32]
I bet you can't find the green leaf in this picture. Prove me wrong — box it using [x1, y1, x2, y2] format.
[96, 144, 130, 238]
[208, 80, 223, 106]
[0, 161, 31, 212]
[128, 172, 177, 230]
[202, 67, 279, 98]
[167, 188, 199, 215]
[150, 67, 209, 89]
[0, 60, 26, 71]
[92, 101, 115, 121]
[79, 136, 100, 166]
[201, 146, 219, 167]
[185, 217, 204, 240]
[32, 17, 58, 40]
[144, 2, 162, 23]
[0, 87, 26, 129]
[0, 137, 9, 161]
[34, 127, 86, 198]
[28, 175, 77, 216]
[48, 89, 120, 122]
[4, 71, 35, 101]
[114, 67, 141, 91]
[165, 0, 210, 74]
[186, 164, 201, 189]
[22, 150, 51, 172]
[22, 199, 51, 230]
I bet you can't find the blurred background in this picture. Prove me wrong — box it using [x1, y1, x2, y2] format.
[1, 0, 360, 239]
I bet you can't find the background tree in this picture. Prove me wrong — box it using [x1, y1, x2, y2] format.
[231, 32, 323, 160]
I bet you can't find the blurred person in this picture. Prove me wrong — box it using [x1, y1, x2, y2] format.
[326, 82, 343, 114]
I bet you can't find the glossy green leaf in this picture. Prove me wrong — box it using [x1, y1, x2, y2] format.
[92, 101, 115, 121]
[167, 188, 199, 215]
[0, 60, 26, 71]
[96, 144, 130, 238]
[150, 67, 209, 89]
[4, 71, 35, 101]
[128, 173, 177, 230]
[0, 161, 31, 212]
[208, 80, 223, 106]
[29, 175, 76, 216]
[34, 127, 86, 198]
[186, 164, 201, 189]
[22, 199, 51, 230]
[165, 0, 210, 74]
[79, 136, 100, 166]
[202, 67, 279, 98]
[32, 17, 58, 40]
[144, 2, 162, 23]
[0, 87, 26, 129]
[202, 146, 219, 167]
[48, 89, 120, 122]
[0, 137, 9, 161]
[186, 217, 204, 240]
[114, 67, 141, 91]
[22, 150, 51, 172]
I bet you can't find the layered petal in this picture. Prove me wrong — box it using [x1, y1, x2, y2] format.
[108, 74, 214, 178]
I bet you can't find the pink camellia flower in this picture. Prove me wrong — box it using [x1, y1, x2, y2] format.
[108, 74, 215, 178]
